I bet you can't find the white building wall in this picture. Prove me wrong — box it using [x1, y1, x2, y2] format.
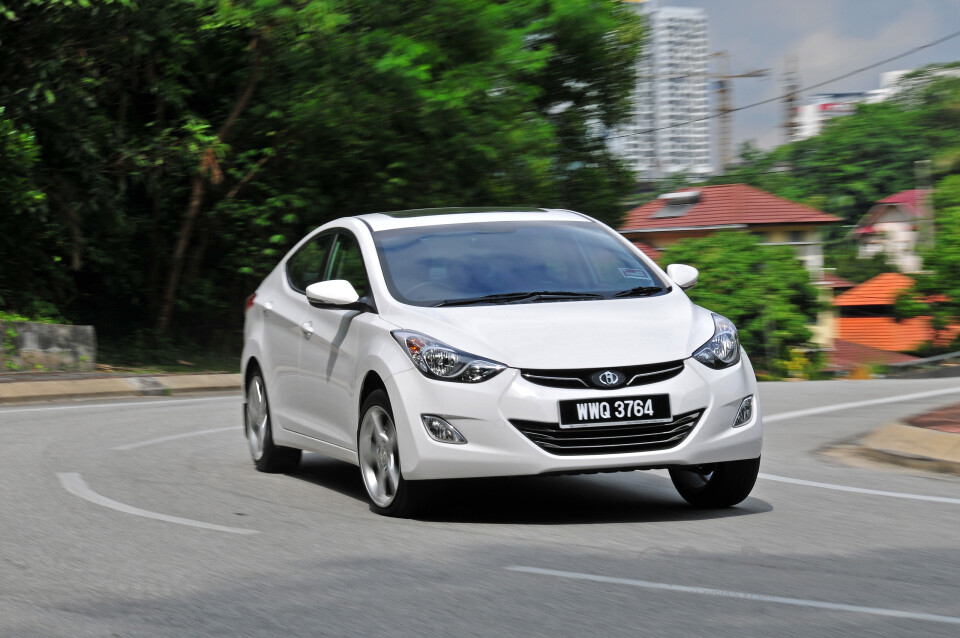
[609, 2, 712, 178]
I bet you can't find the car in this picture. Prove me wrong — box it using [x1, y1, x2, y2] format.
[241, 207, 762, 516]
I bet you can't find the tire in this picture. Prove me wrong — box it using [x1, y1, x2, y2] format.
[357, 389, 423, 517]
[245, 372, 301, 473]
[669, 457, 760, 508]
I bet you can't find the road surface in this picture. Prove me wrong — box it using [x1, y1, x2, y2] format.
[1, 378, 959, 637]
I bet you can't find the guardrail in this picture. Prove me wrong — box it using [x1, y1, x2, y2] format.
[886, 349, 960, 378]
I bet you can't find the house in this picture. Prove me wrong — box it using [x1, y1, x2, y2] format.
[814, 273, 857, 350]
[620, 184, 842, 347]
[825, 339, 920, 375]
[833, 272, 960, 352]
[853, 189, 931, 273]
[619, 184, 842, 279]
[631, 241, 662, 263]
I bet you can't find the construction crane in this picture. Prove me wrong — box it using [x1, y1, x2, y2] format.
[711, 51, 768, 170]
[638, 52, 768, 172]
[782, 55, 802, 144]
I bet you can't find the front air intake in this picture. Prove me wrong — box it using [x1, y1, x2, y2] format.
[509, 409, 703, 456]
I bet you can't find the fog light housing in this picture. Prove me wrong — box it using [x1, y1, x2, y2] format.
[421, 415, 467, 444]
[733, 395, 754, 427]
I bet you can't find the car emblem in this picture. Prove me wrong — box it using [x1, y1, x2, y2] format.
[592, 370, 625, 388]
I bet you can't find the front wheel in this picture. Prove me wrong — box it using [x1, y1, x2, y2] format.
[669, 457, 760, 508]
[357, 389, 423, 517]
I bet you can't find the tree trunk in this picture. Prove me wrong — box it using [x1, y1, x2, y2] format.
[156, 38, 263, 333]
[146, 55, 166, 317]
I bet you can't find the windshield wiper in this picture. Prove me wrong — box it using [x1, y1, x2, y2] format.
[433, 291, 604, 307]
[614, 285, 666, 298]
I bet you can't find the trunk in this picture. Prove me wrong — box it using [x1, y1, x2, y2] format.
[146, 56, 165, 317]
[156, 38, 263, 333]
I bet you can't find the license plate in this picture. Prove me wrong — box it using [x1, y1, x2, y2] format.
[558, 394, 671, 429]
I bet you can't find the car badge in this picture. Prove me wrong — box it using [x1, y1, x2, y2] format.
[592, 370, 624, 388]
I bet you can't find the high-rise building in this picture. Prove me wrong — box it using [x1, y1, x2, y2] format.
[609, 1, 712, 178]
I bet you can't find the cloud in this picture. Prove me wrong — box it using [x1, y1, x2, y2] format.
[788, 4, 939, 91]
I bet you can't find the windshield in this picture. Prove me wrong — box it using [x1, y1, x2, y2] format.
[373, 220, 668, 307]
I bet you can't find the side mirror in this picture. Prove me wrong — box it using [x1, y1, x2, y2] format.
[306, 280, 361, 306]
[666, 264, 698, 291]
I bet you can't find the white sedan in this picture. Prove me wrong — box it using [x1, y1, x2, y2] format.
[241, 208, 762, 516]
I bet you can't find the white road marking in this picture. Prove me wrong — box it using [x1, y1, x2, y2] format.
[764, 386, 960, 423]
[57, 472, 258, 535]
[758, 473, 960, 505]
[0, 395, 236, 415]
[506, 566, 960, 626]
[112, 426, 237, 451]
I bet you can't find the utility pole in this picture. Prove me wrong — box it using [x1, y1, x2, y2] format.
[915, 159, 934, 252]
[782, 55, 801, 143]
[635, 53, 767, 175]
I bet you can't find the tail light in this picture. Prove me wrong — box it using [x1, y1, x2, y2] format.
[244, 292, 256, 313]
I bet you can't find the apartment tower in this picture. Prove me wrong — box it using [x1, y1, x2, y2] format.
[609, 1, 712, 178]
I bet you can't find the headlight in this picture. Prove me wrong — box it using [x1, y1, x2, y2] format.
[692, 314, 741, 369]
[392, 330, 506, 383]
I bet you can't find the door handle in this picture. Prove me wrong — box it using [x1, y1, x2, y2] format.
[301, 321, 314, 338]
[263, 301, 273, 317]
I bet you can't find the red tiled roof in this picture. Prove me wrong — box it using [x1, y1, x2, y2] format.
[877, 189, 930, 218]
[837, 317, 960, 352]
[619, 184, 841, 232]
[833, 272, 914, 306]
[821, 273, 856, 290]
[826, 339, 920, 371]
[632, 241, 662, 262]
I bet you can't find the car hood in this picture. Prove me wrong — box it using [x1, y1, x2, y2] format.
[382, 291, 717, 369]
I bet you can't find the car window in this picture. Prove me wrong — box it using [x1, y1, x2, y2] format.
[327, 233, 370, 297]
[286, 233, 334, 293]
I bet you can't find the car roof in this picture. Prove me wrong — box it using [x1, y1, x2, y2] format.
[355, 207, 591, 232]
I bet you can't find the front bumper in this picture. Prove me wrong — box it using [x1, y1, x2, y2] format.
[385, 354, 762, 480]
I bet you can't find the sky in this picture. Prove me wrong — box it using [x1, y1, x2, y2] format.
[648, 0, 960, 151]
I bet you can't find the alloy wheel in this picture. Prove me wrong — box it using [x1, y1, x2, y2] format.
[246, 376, 268, 461]
[359, 405, 401, 507]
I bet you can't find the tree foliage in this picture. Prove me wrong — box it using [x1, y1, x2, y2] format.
[823, 239, 897, 284]
[0, 0, 642, 345]
[660, 232, 822, 372]
[900, 174, 960, 349]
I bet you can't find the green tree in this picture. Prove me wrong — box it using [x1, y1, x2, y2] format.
[823, 239, 897, 284]
[901, 175, 960, 345]
[660, 232, 822, 373]
[0, 0, 644, 349]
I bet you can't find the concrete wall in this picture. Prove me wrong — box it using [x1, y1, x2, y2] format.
[0, 321, 96, 372]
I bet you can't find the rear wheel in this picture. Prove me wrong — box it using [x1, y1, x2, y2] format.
[358, 389, 422, 517]
[669, 457, 760, 508]
[246, 372, 301, 473]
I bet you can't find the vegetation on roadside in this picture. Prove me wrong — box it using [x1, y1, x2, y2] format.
[0, 0, 643, 350]
[659, 232, 823, 376]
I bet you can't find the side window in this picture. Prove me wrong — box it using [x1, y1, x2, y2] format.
[327, 233, 370, 297]
[286, 233, 334, 293]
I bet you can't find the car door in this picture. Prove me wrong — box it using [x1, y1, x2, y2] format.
[297, 230, 372, 450]
[268, 231, 334, 435]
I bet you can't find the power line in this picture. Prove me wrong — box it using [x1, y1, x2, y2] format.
[607, 27, 960, 141]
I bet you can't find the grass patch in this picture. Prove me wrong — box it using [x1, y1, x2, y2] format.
[98, 333, 240, 374]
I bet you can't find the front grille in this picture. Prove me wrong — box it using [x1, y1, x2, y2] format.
[509, 409, 703, 456]
[520, 360, 685, 390]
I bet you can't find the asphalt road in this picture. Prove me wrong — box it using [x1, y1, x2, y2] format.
[1, 378, 959, 637]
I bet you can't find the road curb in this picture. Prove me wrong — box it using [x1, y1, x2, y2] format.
[859, 422, 960, 475]
[0, 373, 241, 404]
